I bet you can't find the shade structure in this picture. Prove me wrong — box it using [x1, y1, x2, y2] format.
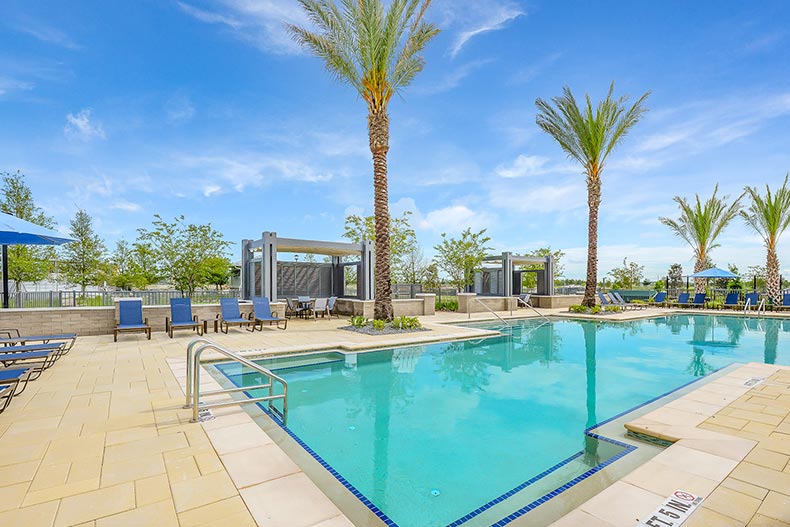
[0, 212, 75, 308]
[688, 267, 739, 279]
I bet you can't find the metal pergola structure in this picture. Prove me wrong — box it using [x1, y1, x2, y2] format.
[474, 252, 555, 297]
[240, 232, 374, 302]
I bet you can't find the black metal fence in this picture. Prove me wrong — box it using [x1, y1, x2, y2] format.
[5, 289, 241, 309]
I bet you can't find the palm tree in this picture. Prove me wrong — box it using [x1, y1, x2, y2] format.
[289, 0, 439, 320]
[536, 83, 649, 307]
[741, 174, 790, 305]
[659, 185, 742, 293]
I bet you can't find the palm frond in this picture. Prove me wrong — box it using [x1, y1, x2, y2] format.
[741, 174, 790, 249]
[290, 0, 439, 112]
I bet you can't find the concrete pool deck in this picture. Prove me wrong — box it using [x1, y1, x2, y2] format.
[0, 308, 787, 526]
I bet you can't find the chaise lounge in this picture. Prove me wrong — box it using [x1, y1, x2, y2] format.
[250, 297, 287, 331]
[114, 298, 151, 342]
[166, 298, 204, 338]
[217, 298, 252, 333]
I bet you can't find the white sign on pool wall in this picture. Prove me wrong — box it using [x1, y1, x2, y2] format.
[636, 490, 704, 527]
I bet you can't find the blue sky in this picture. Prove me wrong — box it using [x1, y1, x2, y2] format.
[1, 0, 789, 279]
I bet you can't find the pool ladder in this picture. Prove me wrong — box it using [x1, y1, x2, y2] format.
[743, 297, 767, 316]
[184, 338, 288, 424]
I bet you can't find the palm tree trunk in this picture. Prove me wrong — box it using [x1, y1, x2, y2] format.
[369, 108, 394, 321]
[693, 258, 705, 294]
[582, 176, 601, 307]
[766, 246, 780, 305]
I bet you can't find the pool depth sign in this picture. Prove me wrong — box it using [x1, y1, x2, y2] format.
[636, 490, 704, 527]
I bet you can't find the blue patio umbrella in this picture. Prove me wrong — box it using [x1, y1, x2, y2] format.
[0, 212, 75, 308]
[688, 267, 739, 279]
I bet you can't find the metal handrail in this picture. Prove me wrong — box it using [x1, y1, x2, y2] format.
[185, 338, 288, 423]
[469, 296, 510, 325]
[757, 298, 767, 316]
[743, 297, 752, 314]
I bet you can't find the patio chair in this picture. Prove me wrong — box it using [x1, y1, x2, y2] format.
[0, 331, 78, 353]
[166, 298, 203, 338]
[114, 299, 151, 342]
[0, 367, 33, 396]
[0, 384, 13, 414]
[775, 293, 790, 310]
[648, 292, 667, 307]
[326, 296, 338, 318]
[597, 292, 615, 306]
[722, 292, 740, 309]
[517, 293, 532, 308]
[218, 298, 252, 333]
[249, 297, 287, 331]
[0, 350, 60, 372]
[612, 291, 646, 310]
[285, 298, 307, 319]
[0, 343, 65, 367]
[689, 293, 707, 308]
[671, 292, 691, 307]
[744, 292, 759, 310]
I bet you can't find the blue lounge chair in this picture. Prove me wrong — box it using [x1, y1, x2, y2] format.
[114, 299, 151, 342]
[167, 298, 204, 338]
[722, 292, 740, 309]
[0, 367, 32, 396]
[597, 292, 615, 307]
[690, 293, 706, 308]
[0, 331, 78, 353]
[649, 292, 667, 306]
[0, 384, 13, 413]
[744, 292, 759, 310]
[612, 292, 645, 310]
[0, 350, 59, 371]
[218, 298, 251, 333]
[672, 292, 691, 307]
[776, 293, 790, 310]
[250, 297, 287, 331]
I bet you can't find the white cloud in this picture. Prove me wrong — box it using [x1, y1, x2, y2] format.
[436, 0, 525, 58]
[64, 109, 105, 141]
[110, 200, 141, 212]
[418, 204, 495, 234]
[509, 52, 562, 84]
[177, 0, 308, 55]
[166, 94, 195, 124]
[488, 181, 586, 213]
[0, 77, 34, 97]
[15, 17, 80, 50]
[493, 154, 577, 178]
[415, 59, 492, 95]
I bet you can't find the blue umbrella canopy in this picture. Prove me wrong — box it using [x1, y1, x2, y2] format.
[0, 212, 74, 245]
[688, 267, 739, 279]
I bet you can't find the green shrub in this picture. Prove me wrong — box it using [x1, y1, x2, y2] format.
[604, 305, 621, 313]
[349, 315, 369, 328]
[569, 304, 587, 313]
[393, 316, 422, 330]
[631, 299, 647, 304]
[435, 299, 458, 311]
[590, 305, 602, 314]
[372, 319, 386, 331]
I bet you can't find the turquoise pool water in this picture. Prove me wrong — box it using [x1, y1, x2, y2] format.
[215, 315, 789, 527]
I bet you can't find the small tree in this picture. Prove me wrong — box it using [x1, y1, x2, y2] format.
[138, 215, 231, 296]
[401, 243, 428, 284]
[607, 257, 644, 289]
[433, 228, 492, 292]
[0, 172, 56, 291]
[202, 256, 232, 291]
[343, 211, 417, 282]
[130, 241, 161, 289]
[61, 209, 107, 293]
[108, 240, 136, 290]
[520, 247, 565, 289]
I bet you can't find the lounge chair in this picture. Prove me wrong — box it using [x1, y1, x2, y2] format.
[0, 343, 65, 367]
[649, 291, 667, 307]
[671, 292, 691, 307]
[249, 297, 287, 331]
[0, 384, 13, 413]
[166, 298, 203, 338]
[517, 293, 532, 308]
[326, 296, 338, 318]
[217, 298, 251, 333]
[0, 350, 59, 371]
[597, 292, 616, 307]
[775, 293, 790, 310]
[312, 296, 339, 319]
[744, 292, 759, 310]
[0, 367, 33, 396]
[722, 292, 740, 309]
[0, 331, 78, 353]
[690, 293, 707, 308]
[612, 292, 646, 310]
[114, 299, 151, 342]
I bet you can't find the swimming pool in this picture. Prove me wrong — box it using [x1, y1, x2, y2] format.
[215, 314, 789, 527]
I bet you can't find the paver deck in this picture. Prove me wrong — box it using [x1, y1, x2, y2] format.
[1, 307, 789, 527]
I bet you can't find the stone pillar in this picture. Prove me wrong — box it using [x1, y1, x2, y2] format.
[458, 292, 477, 314]
[415, 293, 436, 316]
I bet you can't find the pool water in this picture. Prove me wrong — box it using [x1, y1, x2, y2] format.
[215, 315, 789, 527]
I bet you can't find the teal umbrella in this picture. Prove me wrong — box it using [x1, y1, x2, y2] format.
[0, 212, 74, 308]
[688, 267, 739, 279]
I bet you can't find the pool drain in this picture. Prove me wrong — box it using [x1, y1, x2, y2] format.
[431, 489, 441, 497]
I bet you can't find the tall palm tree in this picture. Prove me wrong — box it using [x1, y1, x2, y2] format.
[741, 174, 790, 305]
[536, 83, 649, 307]
[659, 185, 742, 293]
[289, 0, 439, 320]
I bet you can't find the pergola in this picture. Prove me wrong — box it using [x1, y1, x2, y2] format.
[240, 232, 374, 302]
[474, 252, 555, 297]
